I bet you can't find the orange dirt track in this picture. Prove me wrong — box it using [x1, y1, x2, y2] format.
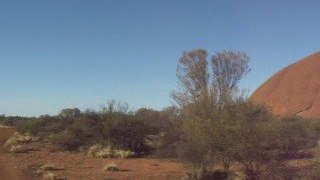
[250, 51, 320, 118]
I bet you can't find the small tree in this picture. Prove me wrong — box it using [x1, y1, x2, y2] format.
[172, 49, 318, 179]
[172, 49, 250, 179]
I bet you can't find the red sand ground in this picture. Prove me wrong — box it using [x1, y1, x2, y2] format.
[0, 129, 314, 179]
[0, 128, 33, 180]
[250, 51, 320, 118]
[0, 128, 184, 180]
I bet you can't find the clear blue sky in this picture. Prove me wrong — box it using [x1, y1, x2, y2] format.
[1, 0, 320, 117]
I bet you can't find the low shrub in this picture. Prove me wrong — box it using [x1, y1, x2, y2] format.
[42, 172, 58, 180]
[173, 101, 319, 179]
[88, 144, 135, 158]
[4, 132, 37, 153]
[4, 132, 32, 147]
[114, 149, 136, 158]
[0, 124, 11, 128]
[49, 130, 87, 151]
[9, 145, 33, 153]
[8, 102, 169, 155]
[102, 163, 120, 172]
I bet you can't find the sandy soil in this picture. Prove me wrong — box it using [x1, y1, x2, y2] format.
[0, 128, 185, 180]
[1, 128, 313, 179]
[0, 128, 33, 180]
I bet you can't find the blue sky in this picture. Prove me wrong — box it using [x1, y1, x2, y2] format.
[1, 0, 320, 116]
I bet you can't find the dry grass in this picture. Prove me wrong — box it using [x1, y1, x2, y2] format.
[3, 132, 38, 148]
[102, 162, 120, 172]
[9, 144, 33, 153]
[4, 132, 31, 147]
[40, 163, 64, 171]
[0, 124, 11, 128]
[42, 172, 58, 180]
[114, 149, 135, 158]
[4, 132, 38, 153]
[88, 144, 135, 159]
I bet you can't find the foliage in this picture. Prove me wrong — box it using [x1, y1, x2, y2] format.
[88, 144, 135, 158]
[171, 49, 319, 179]
[14, 101, 171, 154]
[4, 132, 32, 147]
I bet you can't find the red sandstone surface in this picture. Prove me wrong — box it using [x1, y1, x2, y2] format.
[250, 52, 320, 118]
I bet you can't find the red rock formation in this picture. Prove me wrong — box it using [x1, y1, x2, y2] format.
[250, 52, 320, 118]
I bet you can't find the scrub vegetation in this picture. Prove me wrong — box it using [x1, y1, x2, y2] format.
[2, 49, 320, 179]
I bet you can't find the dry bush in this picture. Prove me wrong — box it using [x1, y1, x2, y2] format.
[88, 144, 113, 158]
[15, 103, 154, 154]
[48, 130, 86, 151]
[99, 110, 152, 154]
[102, 162, 120, 172]
[4, 132, 37, 153]
[172, 49, 252, 179]
[88, 144, 135, 158]
[170, 49, 319, 179]
[300, 140, 320, 179]
[0, 124, 11, 128]
[8, 144, 33, 153]
[114, 149, 136, 158]
[42, 172, 58, 180]
[4, 132, 32, 147]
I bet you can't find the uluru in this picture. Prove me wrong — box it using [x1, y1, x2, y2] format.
[250, 52, 320, 118]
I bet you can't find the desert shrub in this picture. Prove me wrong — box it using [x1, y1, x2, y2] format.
[88, 144, 135, 158]
[169, 49, 320, 179]
[11, 102, 169, 154]
[299, 138, 320, 179]
[42, 172, 58, 180]
[152, 107, 182, 158]
[8, 144, 34, 153]
[88, 144, 104, 157]
[135, 108, 173, 135]
[88, 144, 113, 158]
[4, 132, 36, 153]
[99, 111, 152, 154]
[16, 116, 62, 137]
[114, 149, 136, 158]
[49, 130, 87, 151]
[0, 124, 10, 128]
[271, 116, 318, 159]
[177, 101, 319, 179]
[0, 116, 12, 128]
[102, 163, 120, 172]
[16, 118, 43, 135]
[43, 105, 153, 153]
[4, 132, 37, 148]
[48, 114, 105, 151]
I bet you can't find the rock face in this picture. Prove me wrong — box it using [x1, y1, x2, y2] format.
[250, 52, 320, 118]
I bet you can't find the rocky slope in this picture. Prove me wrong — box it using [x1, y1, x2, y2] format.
[250, 52, 320, 118]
